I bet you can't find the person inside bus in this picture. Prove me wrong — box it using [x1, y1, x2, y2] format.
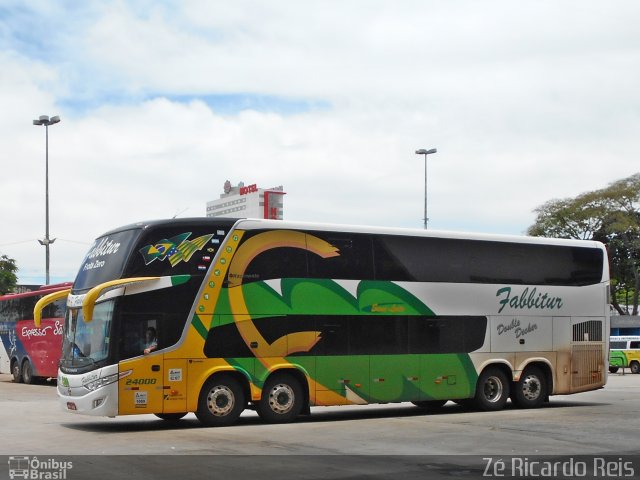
[143, 326, 157, 355]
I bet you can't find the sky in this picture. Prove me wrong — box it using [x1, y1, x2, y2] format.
[1, 1, 639, 285]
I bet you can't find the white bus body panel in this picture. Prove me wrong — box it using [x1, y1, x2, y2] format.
[57, 364, 119, 417]
[396, 282, 607, 318]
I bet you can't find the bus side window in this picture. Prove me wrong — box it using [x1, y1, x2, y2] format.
[239, 231, 309, 284]
[372, 236, 413, 281]
[349, 316, 408, 355]
[315, 318, 349, 355]
[630, 341, 640, 349]
[307, 233, 374, 280]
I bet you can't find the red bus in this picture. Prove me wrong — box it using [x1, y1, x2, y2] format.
[0, 283, 71, 383]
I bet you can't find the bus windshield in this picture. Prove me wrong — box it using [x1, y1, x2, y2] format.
[61, 300, 114, 369]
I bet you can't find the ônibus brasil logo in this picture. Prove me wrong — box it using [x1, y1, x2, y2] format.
[8, 456, 73, 480]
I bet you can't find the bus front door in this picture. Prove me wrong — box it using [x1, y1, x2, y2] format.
[118, 355, 164, 415]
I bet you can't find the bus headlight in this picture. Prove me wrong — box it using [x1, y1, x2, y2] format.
[83, 372, 119, 391]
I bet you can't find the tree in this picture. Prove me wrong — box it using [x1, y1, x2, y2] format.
[527, 191, 608, 240]
[597, 174, 640, 314]
[0, 254, 18, 295]
[527, 173, 640, 315]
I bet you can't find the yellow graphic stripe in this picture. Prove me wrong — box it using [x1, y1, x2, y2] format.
[194, 232, 244, 326]
[227, 230, 338, 288]
[227, 230, 352, 406]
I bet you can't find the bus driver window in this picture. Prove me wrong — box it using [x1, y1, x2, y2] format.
[143, 326, 157, 355]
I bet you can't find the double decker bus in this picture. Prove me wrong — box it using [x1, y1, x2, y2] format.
[609, 336, 640, 374]
[34, 218, 610, 426]
[0, 283, 71, 383]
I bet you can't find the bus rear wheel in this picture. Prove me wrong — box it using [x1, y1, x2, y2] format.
[196, 375, 245, 427]
[21, 360, 34, 385]
[256, 373, 304, 424]
[630, 361, 640, 374]
[11, 360, 22, 383]
[474, 367, 510, 411]
[511, 366, 547, 408]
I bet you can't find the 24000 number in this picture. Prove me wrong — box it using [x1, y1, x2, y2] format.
[125, 378, 157, 386]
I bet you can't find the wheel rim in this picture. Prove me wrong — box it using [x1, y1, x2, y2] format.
[12, 364, 20, 380]
[268, 383, 295, 414]
[206, 385, 235, 417]
[483, 376, 504, 403]
[521, 374, 541, 401]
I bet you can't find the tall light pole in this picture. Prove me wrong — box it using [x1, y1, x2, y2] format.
[415, 148, 437, 229]
[33, 114, 61, 285]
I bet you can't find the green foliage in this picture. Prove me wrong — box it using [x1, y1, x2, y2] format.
[527, 173, 640, 315]
[527, 191, 609, 240]
[0, 254, 18, 295]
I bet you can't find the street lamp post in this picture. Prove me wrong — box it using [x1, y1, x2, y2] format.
[415, 148, 437, 229]
[33, 114, 61, 285]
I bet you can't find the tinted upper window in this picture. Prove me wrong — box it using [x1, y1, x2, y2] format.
[230, 228, 603, 287]
[373, 235, 603, 286]
[238, 242, 308, 285]
[124, 226, 231, 278]
[229, 230, 375, 284]
[74, 229, 142, 292]
[74, 223, 234, 292]
[307, 232, 374, 280]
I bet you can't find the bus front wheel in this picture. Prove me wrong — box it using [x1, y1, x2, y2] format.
[609, 366, 619, 374]
[196, 375, 245, 427]
[511, 366, 547, 408]
[256, 373, 304, 424]
[474, 367, 510, 411]
[630, 361, 640, 374]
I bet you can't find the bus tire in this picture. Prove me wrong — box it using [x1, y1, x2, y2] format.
[155, 413, 187, 421]
[609, 366, 619, 374]
[21, 360, 34, 385]
[630, 361, 640, 374]
[11, 360, 22, 383]
[195, 375, 245, 427]
[412, 400, 447, 411]
[256, 373, 304, 424]
[474, 367, 510, 411]
[511, 366, 547, 409]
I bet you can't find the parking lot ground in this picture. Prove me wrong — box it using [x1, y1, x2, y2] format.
[1, 372, 639, 479]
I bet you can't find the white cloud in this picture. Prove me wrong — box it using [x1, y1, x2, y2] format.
[1, 0, 639, 284]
